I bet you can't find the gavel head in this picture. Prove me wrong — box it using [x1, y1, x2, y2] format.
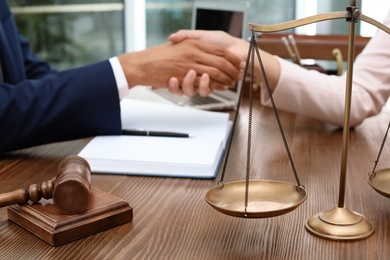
[53, 155, 91, 214]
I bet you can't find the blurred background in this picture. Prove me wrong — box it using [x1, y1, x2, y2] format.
[8, 0, 390, 70]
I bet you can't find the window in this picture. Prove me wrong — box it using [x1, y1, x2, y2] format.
[295, 0, 390, 36]
[10, 0, 125, 70]
[144, 0, 296, 47]
[145, 0, 193, 48]
[361, 0, 390, 36]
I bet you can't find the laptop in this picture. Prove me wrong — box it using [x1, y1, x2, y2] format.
[153, 1, 249, 110]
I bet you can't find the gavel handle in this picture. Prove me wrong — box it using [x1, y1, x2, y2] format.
[0, 178, 55, 208]
[0, 188, 29, 207]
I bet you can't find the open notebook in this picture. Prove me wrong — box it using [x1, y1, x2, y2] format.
[78, 99, 232, 178]
[152, 1, 249, 110]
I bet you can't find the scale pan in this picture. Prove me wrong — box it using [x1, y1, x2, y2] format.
[205, 180, 307, 218]
[368, 168, 390, 198]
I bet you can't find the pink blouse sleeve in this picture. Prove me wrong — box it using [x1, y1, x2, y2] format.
[260, 10, 390, 127]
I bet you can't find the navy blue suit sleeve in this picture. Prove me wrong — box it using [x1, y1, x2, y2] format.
[0, 0, 122, 153]
[0, 61, 122, 153]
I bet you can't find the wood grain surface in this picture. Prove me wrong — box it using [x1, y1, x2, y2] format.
[1, 93, 390, 259]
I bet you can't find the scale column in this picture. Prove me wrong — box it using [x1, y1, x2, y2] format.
[305, 0, 374, 241]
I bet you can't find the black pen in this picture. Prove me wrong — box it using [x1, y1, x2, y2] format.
[122, 129, 192, 138]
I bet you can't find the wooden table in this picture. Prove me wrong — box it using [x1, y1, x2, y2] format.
[1, 94, 390, 259]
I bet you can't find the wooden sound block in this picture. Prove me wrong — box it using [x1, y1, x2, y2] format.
[7, 187, 133, 246]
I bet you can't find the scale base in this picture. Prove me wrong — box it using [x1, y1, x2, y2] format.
[305, 206, 374, 241]
[7, 187, 133, 246]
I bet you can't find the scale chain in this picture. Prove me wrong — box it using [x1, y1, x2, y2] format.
[244, 33, 256, 212]
[372, 120, 390, 174]
[251, 32, 303, 189]
[217, 33, 254, 185]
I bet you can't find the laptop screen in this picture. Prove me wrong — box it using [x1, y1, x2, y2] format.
[195, 9, 244, 39]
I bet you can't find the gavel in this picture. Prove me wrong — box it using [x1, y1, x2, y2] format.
[0, 155, 91, 214]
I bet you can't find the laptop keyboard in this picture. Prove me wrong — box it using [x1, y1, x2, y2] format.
[155, 89, 222, 106]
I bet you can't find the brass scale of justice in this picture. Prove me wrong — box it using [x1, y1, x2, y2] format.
[205, 0, 390, 241]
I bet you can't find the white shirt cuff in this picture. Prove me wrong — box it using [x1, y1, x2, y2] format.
[109, 57, 129, 100]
